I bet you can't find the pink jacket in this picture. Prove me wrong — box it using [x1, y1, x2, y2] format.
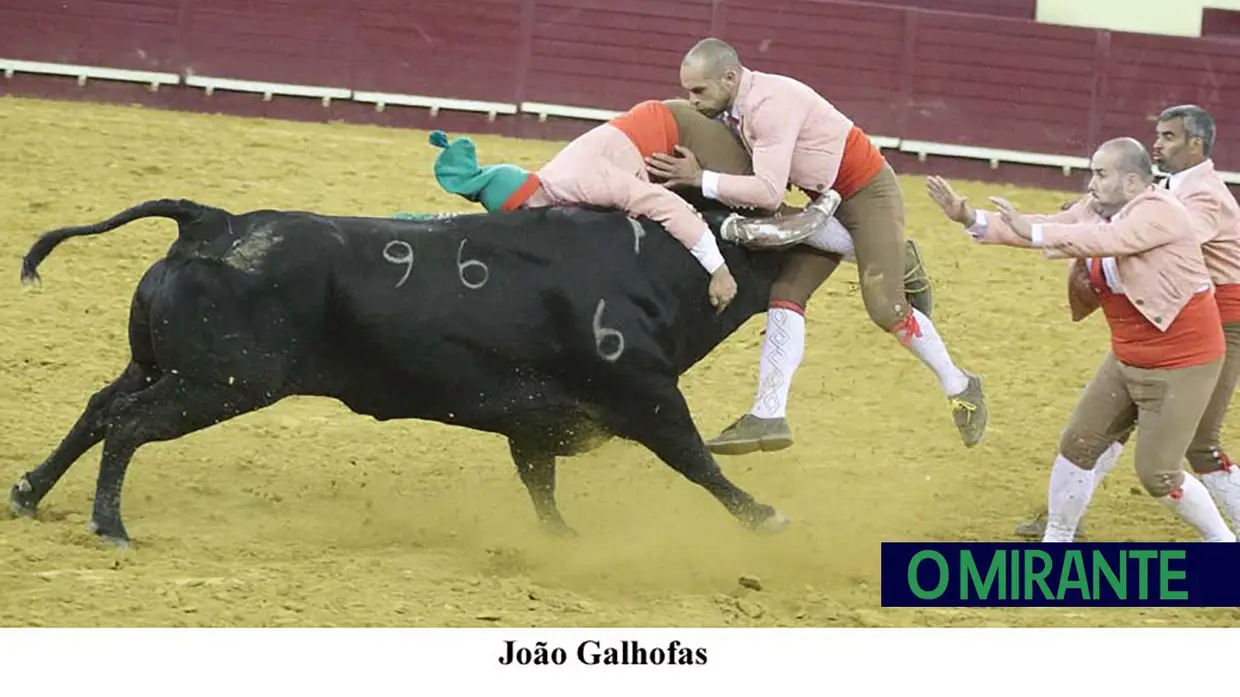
[707, 68, 854, 211]
[1169, 159, 1240, 286]
[969, 197, 1102, 246]
[528, 122, 723, 273]
[974, 188, 1210, 332]
[970, 198, 1104, 321]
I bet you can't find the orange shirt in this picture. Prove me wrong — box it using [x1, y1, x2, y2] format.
[1215, 284, 1240, 325]
[1089, 258, 1224, 369]
[608, 100, 678, 161]
[504, 173, 542, 211]
[833, 126, 885, 200]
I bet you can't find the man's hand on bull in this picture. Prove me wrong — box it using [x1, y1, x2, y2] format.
[646, 146, 703, 188]
[709, 265, 738, 314]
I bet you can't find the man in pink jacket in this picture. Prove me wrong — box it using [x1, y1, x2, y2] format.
[1009, 105, 1240, 540]
[648, 37, 985, 454]
[928, 137, 1236, 543]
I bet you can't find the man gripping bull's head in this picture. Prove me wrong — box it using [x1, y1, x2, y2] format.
[641, 37, 982, 456]
[420, 99, 936, 336]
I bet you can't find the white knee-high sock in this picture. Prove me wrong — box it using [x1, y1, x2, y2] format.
[803, 216, 857, 263]
[1201, 465, 1240, 532]
[896, 309, 969, 396]
[750, 305, 806, 420]
[1160, 474, 1237, 542]
[1044, 454, 1097, 542]
[1089, 442, 1125, 491]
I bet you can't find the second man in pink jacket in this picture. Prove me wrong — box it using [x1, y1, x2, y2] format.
[648, 38, 986, 454]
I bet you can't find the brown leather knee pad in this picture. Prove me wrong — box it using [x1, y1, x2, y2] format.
[1137, 468, 1185, 498]
[860, 286, 910, 331]
[1186, 447, 1234, 475]
[1057, 429, 1119, 471]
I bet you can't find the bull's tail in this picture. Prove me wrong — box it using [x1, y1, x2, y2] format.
[20, 198, 209, 285]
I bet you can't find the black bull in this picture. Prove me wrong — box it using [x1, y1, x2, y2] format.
[11, 198, 841, 547]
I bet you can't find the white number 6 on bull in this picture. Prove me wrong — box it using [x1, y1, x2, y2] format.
[457, 238, 489, 290]
[593, 299, 624, 363]
[382, 240, 414, 288]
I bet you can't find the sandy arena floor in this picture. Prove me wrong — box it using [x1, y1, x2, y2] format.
[1, 96, 1236, 628]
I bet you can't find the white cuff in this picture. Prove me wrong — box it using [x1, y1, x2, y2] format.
[701, 171, 721, 200]
[1030, 224, 1044, 247]
[966, 210, 988, 240]
[689, 229, 726, 274]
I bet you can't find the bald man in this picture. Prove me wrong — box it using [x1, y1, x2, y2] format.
[647, 37, 984, 455]
[929, 137, 1235, 542]
[1013, 104, 1240, 540]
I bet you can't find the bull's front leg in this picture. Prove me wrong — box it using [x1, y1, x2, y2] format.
[601, 377, 790, 534]
[507, 438, 576, 537]
[650, 432, 791, 534]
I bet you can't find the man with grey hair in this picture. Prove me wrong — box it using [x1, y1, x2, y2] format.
[647, 37, 985, 455]
[928, 137, 1236, 543]
[1013, 105, 1240, 540]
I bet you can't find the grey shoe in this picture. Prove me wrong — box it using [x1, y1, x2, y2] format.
[705, 414, 794, 456]
[1012, 509, 1048, 540]
[1013, 508, 1089, 541]
[904, 238, 933, 319]
[949, 371, 988, 448]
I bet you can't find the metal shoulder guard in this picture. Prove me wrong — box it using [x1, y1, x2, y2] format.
[719, 190, 842, 249]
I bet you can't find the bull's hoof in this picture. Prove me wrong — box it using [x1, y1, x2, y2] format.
[100, 535, 132, 550]
[540, 518, 579, 538]
[9, 478, 38, 518]
[752, 509, 791, 535]
[88, 519, 131, 549]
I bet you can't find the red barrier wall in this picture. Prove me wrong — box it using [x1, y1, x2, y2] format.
[2, 0, 1238, 193]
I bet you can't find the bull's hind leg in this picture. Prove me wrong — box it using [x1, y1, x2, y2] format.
[89, 374, 273, 547]
[11, 361, 158, 518]
[604, 379, 790, 534]
[507, 438, 576, 537]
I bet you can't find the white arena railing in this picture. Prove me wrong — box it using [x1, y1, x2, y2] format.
[4, 57, 1238, 186]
